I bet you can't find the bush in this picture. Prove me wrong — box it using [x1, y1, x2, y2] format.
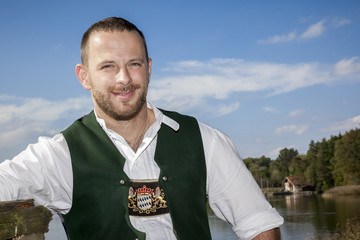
[333, 217, 360, 240]
[306, 217, 360, 240]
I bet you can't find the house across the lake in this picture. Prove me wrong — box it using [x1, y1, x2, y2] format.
[283, 176, 315, 193]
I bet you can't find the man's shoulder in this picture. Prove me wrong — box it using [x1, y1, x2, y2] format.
[198, 121, 227, 138]
[37, 134, 68, 151]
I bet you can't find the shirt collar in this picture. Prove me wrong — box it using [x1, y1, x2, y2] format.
[149, 102, 180, 131]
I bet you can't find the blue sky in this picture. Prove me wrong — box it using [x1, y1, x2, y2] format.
[1, 0, 359, 161]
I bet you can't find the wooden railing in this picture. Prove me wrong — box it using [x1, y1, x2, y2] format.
[0, 199, 52, 240]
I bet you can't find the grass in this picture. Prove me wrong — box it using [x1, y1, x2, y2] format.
[322, 185, 360, 197]
[261, 187, 282, 194]
[306, 217, 360, 240]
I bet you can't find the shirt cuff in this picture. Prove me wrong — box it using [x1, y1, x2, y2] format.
[233, 207, 284, 240]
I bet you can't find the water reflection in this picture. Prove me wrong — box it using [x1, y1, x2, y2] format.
[208, 208, 237, 240]
[46, 210, 238, 240]
[45, 194, 360, 240]
[269, 194, 360, 239]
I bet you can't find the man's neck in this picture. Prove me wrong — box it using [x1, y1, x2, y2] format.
[96, 106, 155, 151]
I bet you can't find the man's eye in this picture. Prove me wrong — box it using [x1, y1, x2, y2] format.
[130, 62, 142, 67]
[100, 65, 115, 71]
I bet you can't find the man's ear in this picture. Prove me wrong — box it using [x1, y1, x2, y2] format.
[148, 58, 152, 77]
[75, 64, 91, 90]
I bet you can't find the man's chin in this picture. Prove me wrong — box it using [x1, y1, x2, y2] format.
[108, 104, 145, 121]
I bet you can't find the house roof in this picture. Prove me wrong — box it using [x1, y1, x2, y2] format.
[284, 176, 307, 186]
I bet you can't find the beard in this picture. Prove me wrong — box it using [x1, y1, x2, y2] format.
[92, 83, 148, 121]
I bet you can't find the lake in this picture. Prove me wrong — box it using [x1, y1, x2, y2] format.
[271, 193, 360, 239]
[45, 194, 360, 239]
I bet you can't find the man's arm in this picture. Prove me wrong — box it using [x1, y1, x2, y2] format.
[0, 135, 73, 213]
[253, 228, 281, 240]
[199, 122, 284, 239]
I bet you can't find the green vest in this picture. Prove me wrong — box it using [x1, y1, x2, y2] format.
[62, 110, 211, 240]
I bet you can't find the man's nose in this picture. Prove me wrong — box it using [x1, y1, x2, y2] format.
[116, 68, 131, 85]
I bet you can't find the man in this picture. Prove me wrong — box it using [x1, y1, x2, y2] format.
[0, 17, 283, 239]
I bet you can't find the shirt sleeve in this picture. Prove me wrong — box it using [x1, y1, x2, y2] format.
[199, 122, 284, 240]
[0, 134, 73, 214]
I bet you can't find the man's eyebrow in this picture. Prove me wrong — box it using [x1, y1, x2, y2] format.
[97, 58, 145, 64]
[129, 58, 146, 63]
[97, 60, 116, 66]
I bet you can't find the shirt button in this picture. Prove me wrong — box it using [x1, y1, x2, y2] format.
[119, 179, 125, 185]
[162, 176, 168, 182]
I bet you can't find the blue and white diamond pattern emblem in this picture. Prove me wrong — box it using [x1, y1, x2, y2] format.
[137, 193, 152, 211]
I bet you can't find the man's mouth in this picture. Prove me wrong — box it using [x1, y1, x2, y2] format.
[111, 84, 141, 100]
[112, 91, 135, 100]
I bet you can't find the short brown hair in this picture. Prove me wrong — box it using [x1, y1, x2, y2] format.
[80, 17, 149, 66]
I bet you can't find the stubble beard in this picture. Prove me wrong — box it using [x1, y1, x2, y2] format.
[92, 83, 148, 121]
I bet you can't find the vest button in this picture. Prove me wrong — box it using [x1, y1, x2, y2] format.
[162, 176, 168, 182]
[119, 179, 125, 185]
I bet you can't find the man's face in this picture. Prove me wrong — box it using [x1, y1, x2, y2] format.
[85, 30, 152, 121]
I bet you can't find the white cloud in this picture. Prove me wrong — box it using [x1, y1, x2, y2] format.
[268, 145, 297, 159]
[334, 57, 360, 77]
[214, 102, 240, 117]
[333, 18, 351, 28]
[258, 18, 345, 44]
[263, 107, 280, 113]
[269, 147, 284, 159]
[149, 57, 360, 113]
[0, 96, 92, 123]
[289, 109, 305, 118]
[0, 95, 92, 150]
[274, 124, 309, 136]
[1, 55, 359, 158]
[321, 115, 360, 132]
[257, 30, 296, 44]
[300, 19, 326, 39]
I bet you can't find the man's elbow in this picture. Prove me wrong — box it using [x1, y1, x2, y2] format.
[253, 227, 281, 240]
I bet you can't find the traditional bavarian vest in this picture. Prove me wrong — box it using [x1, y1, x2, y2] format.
[62, 110, 211, 240]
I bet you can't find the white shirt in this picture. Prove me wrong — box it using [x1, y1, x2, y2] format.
[0, 102, 283, 240]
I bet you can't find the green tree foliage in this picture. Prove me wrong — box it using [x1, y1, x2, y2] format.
[305, 140, 318, 187]
[276, 148, 299, 177]
[269, 160, 283, 187]
[315, 136, 340, 191]
[289, 154, 307, 178]
[332, 129, 360, 185]
[244, 156, 271, 186]
[243, 129, 360, 191]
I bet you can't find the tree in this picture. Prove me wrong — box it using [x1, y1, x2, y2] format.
[305, 140, 318, 187]
[315, 138, 334, 191]
[244, 156, 271, 187]
[269, 160, 283, 187]
[289, 154, 307, 178]
[241, 129, 359, 190]
[333, 129, 360, 185]
[276, 148, 298, 177]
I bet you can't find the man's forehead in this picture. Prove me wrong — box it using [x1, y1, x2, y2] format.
[89, 30, 141, 42]
[86, 30, 147, 62]
[87, 30, 144, 52]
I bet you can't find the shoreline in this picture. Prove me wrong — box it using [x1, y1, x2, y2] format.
[261, 185, 360, 197]
[322, 185, 360, 198]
